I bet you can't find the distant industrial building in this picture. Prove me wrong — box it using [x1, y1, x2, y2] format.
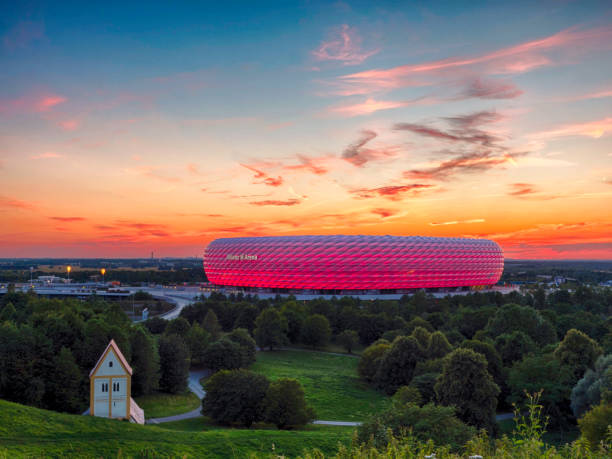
[203, 235, 504, 293]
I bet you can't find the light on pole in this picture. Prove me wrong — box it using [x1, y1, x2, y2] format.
[100, 268, 106, 284]
[30, 266, 33, 287]
[66, 265, 72, 283]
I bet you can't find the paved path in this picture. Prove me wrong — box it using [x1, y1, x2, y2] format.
[313, 420, 362, 426]
[146, 406, 202, 424]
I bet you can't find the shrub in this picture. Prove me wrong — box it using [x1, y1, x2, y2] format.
[578, 402, 612, 450]
[203, 338, 243, 372]
[202, 369, 270, 427]
[227, 328, 257, 367]
[358, 341, 390, 383]
[393, 385, 422, 407]
[263, 378, 315, 429]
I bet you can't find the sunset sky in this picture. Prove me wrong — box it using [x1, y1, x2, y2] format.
[1, 1, 611, 259]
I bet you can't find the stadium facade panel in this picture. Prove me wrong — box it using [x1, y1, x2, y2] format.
[203, 235, 504, 290]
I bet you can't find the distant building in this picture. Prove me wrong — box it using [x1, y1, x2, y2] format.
[203, 235, 504, 291]
[89, 340, 144, 424]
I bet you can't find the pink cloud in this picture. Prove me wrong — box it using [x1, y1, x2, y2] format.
[49, 216, 86, 222]
[312, 24, 379, 66]
[31, 152, 65, 160]
[58, 119, 79, 131]
[0, 196, 36, 210]
[249, 198, 302, 206]
[328, 97, 425, 117]
[332, 26, 612, 95]
[456, 77, 523, 100]
[0, 93, 67, 114]
[283, 154, 330, 175]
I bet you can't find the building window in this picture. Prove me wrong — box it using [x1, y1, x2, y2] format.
[109, 361, 113, 367]
[101, 383, 108, 392]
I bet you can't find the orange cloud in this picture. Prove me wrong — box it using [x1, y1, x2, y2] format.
[351, 183, 438, 201]
[429, 219, 485, 226]
[0, 196, 36, 210]
[249, 199, 302, 206]
[31, 152, 65, 160]
[241, 163, 284, 187]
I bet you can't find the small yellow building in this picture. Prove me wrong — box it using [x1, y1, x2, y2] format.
[89, 339, 144, 424]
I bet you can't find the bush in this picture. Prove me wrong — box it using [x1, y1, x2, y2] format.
[555, 329, 603, 382]
[357, 402, 476, 451]
[578, 402, 612, 450]
[376, 336, 424, 394]
[202, 369, 270, 427]
[571, 354, 612, 418]
[358, 341, 390, 383]
[203, 338, 243, 372]
[263, 378, 315, 429]
[435, 348, 499, 432]
[302, 314, 331, 349]
[393, 385, 422, 407]
[227, 328, 257, 367]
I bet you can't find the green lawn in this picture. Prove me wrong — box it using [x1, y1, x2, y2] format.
[134, 391, 200, 418]
[0, 399, 354, 458]
[251, 349, 390, 421]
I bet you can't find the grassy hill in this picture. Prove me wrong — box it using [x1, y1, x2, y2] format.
[251, 349, 390, 421]
[0, 399, 354, 458]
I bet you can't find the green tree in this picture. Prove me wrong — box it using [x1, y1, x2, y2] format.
[263, 378, 315, 429]
[507, 355, 574, 425]
[460, 339, 504, 389]
[392, 385, 422, 407]
[302, 314, 331, 349]
[554, 329, 603, 382]
[227, 328, 257, 367]
[358, 340, 390, 383]
[158, 334, 190, 394]
[494, 331, 536, 367]
[337, 329, 359, 354]
[202, 309, 222, 340]
[578, 402, 612, 450]
[254, 308, 288, 350]
[129, 326, 160, 396]
[164, 317, 191, 337]
[376, 336, 424, 394]
[411, 326, 431, 353]
[571, 354, 612, 418]
[357, 402, 475, 451]
[202, 369, 270, 427]
[203, 338, 243, 372]
[485, 303, 556, 346]
[233, 304, 259, 333]
[435, 348, 500, 432]
[185, 322, 210, 367]
[48, 347, 84, 413]
[427, 331, 453, 359]
[280, 301, 307, 343]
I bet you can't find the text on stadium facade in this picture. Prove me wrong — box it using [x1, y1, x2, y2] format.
[226, 254, 258, 261]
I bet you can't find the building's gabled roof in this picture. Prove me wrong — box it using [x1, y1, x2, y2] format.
[130, 398, 145, 424]
[89, 339, 133, 377]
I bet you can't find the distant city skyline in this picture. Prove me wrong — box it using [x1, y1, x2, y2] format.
[1, 1, 611, 259]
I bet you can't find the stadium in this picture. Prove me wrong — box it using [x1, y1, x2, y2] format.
[203, 235, 504, 294]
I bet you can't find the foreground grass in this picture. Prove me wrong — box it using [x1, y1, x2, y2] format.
[0, 399, 353, 458]
[497, 418, 580, 448]
[135, 391, 200, 418]
[251, 350, 390, 421]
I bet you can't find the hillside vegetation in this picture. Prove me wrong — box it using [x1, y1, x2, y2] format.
[0, 399, 353, 458]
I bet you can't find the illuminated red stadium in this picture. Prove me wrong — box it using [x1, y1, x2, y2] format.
[203, 235, 504, 291]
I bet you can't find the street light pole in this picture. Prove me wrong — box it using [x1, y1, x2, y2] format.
[67, 265, 71, 283]
[30, 267, 33, 287]
[100, 268, 106, 285]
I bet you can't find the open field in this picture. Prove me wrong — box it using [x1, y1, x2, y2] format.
[250, 350, 390, 421]
[134, 391, 200, 418]
[0, 400, 353, 458]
